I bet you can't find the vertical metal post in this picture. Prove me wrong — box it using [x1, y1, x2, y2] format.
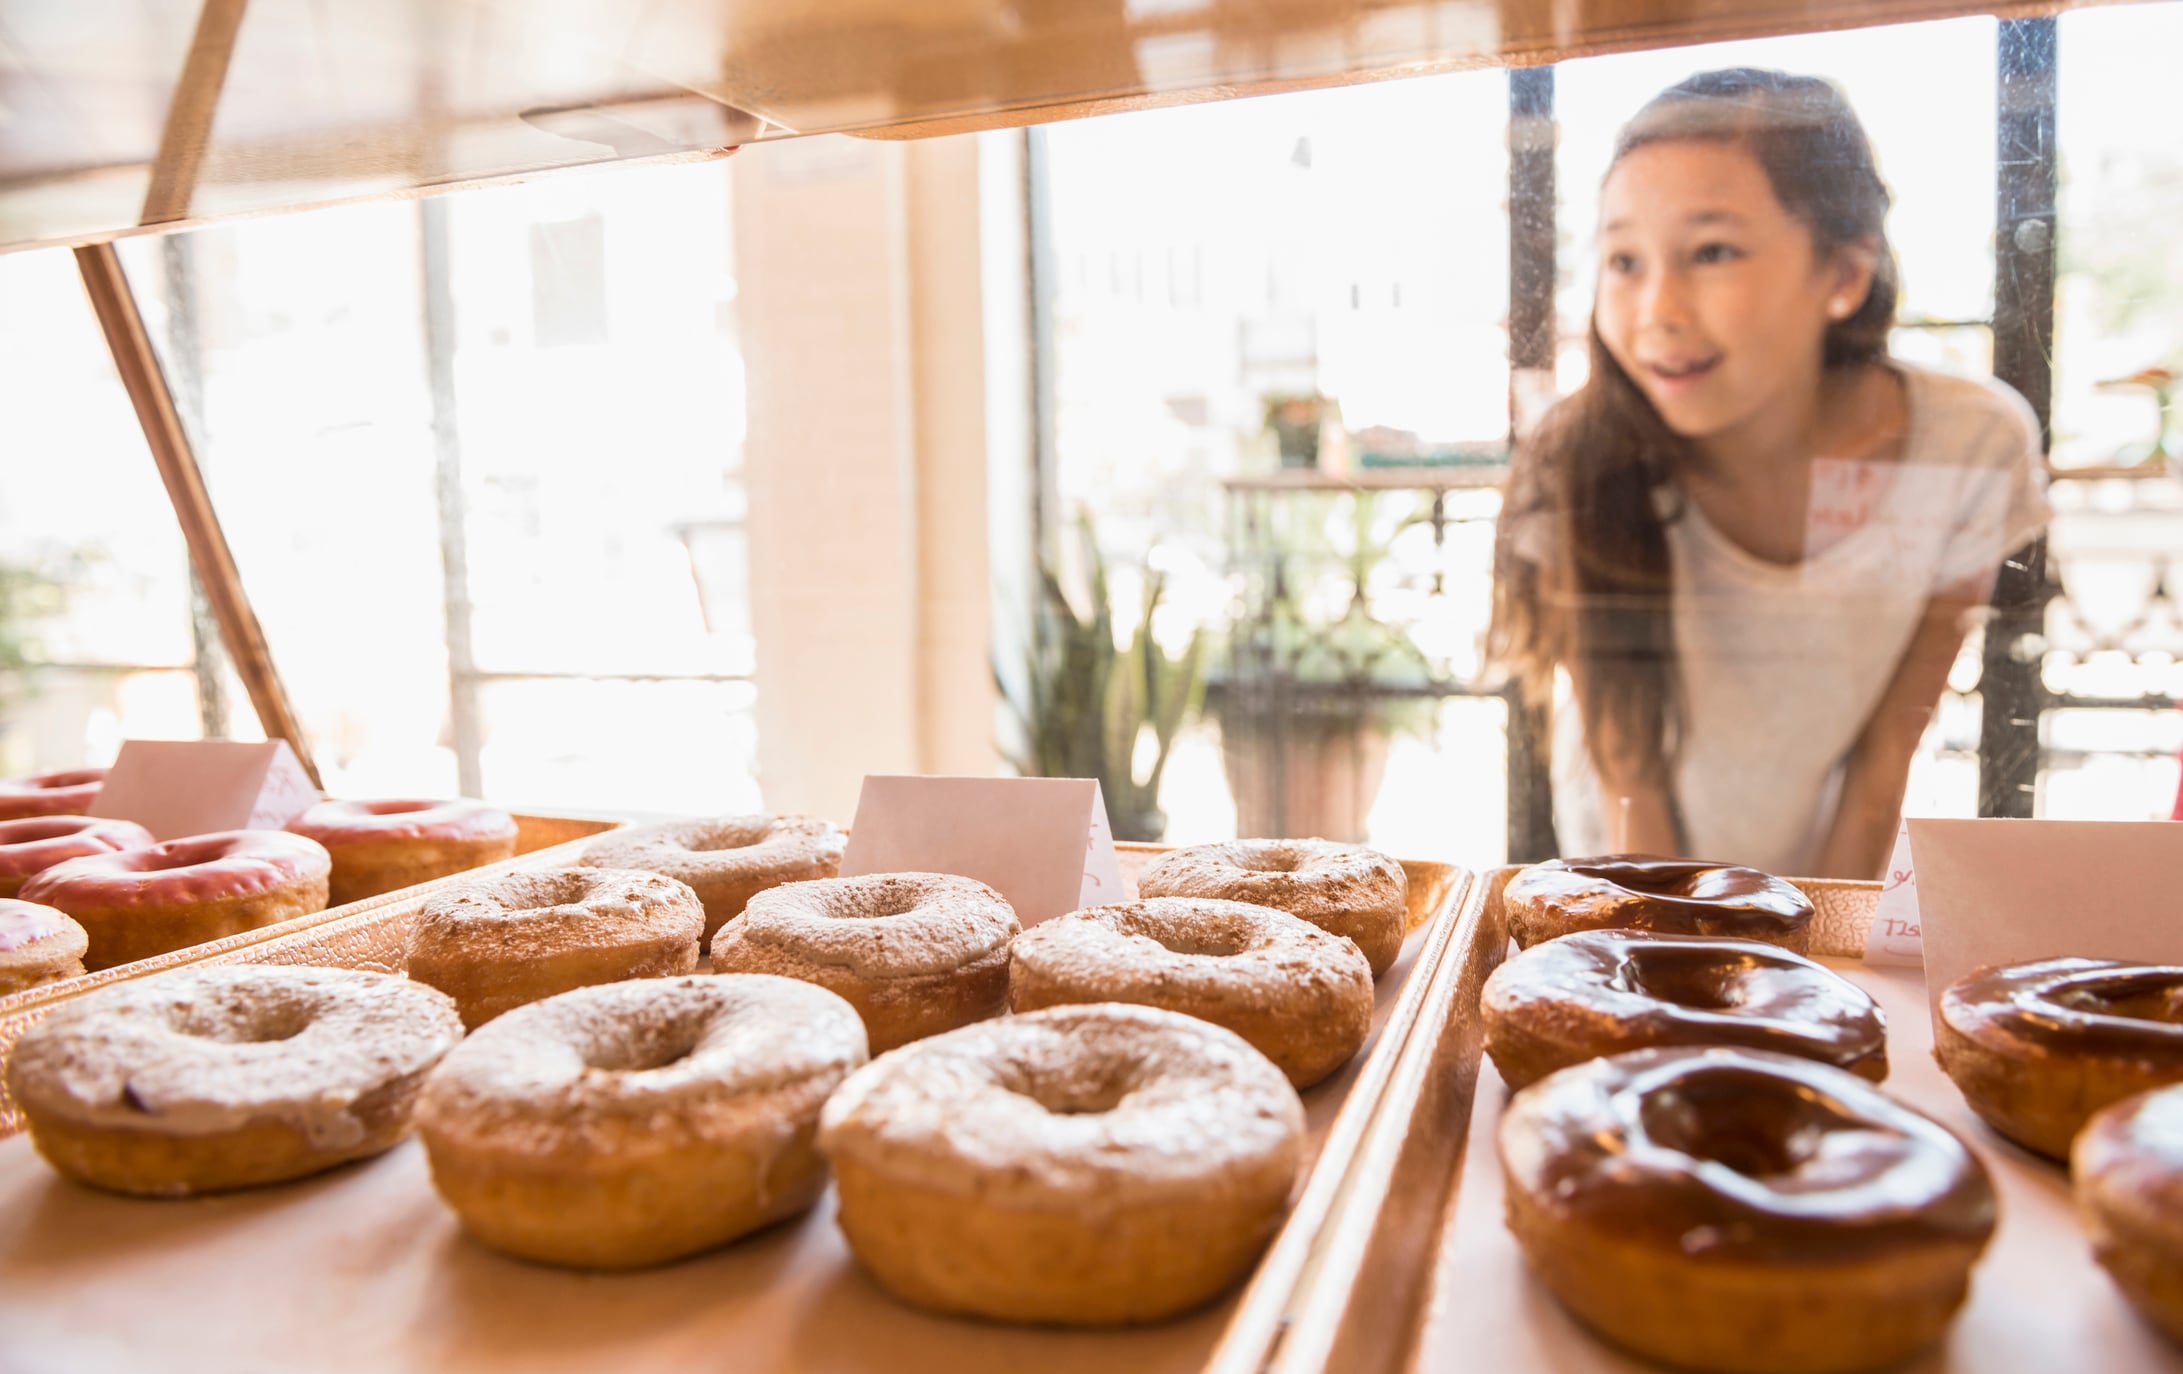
[156, 233, 233, 739]
[75, 242, 323, 786]
[420, 199, 487, 798]
[1024, 125, 1062, 571]
[1982, 18, 2058, 820]
[1504, 65, 1559, 862]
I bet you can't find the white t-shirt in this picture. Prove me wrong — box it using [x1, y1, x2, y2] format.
[1540, 362, 2052, 875]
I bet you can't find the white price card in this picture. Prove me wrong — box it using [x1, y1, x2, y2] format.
[840, 775, 1124, 926]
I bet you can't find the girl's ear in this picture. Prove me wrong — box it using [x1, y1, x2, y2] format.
[1825, 236, 1882, 321]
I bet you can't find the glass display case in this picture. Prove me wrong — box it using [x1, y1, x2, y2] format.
[1, 4, 2179, 1367]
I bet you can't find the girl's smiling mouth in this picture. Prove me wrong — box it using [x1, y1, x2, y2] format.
[1645, 355, 1722, 392]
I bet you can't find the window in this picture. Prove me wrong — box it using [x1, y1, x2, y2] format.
[0, 157, 758, 815]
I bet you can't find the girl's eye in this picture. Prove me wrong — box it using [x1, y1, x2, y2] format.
[1606, 251, 1640, 275]
[1691, 241, 1742, 264]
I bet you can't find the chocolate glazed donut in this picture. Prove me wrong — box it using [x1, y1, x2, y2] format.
[1500, 1047, 1996, 1374]
[1937, 957, 2183, 1160]
[1482, 930, 1887, 1090]
[2075, 1083, 2183, 1343]
[1503, 855, 1814, 953]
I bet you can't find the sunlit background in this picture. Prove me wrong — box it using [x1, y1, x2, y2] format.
[1, 5, 2177, 860]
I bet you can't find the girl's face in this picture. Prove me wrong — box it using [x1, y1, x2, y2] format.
[1594, 140, 1875, 445]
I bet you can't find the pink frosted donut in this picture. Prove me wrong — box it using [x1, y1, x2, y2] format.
[19, 830, 331, 971]
[0, 816, 156, 899]
[287, 799, 519, 905]
[0, 898, 90, 995]
[0, 769, 107, 821]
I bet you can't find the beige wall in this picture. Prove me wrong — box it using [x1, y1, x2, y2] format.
[732, 133, 1007, 824]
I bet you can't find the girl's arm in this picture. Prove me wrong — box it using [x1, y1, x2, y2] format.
[1604, 783, 1683, 855]
[1562, 678, 1685, 856]
[1813, 576, 1990, 879]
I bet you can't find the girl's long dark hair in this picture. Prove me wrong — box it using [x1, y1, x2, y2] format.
[1487, 68, 1900, 794]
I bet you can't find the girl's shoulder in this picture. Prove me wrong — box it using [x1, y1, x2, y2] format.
[1895, 360, 2042, 468]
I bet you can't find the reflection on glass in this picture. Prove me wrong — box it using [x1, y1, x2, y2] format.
[102, 159, 754, 810]
[1493, 67, 2049, 879]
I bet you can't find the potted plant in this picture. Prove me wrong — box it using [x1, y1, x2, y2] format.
[1210, 490, 1440, 842]
[1262, 392, 1339, 470]
[998, 515, 1204, 843]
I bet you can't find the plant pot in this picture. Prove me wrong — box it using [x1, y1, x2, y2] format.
[1266, 399, 1325, 470]
[1216, 707, 1392, 844]
[1109, 805, 1168, 845]
[1273, 421, 1320, 469]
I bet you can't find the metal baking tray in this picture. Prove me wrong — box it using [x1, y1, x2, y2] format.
[1260, 866, 2183, 1374]
[0, 809, 627, 1131]
[0, 844, 1472, 1374]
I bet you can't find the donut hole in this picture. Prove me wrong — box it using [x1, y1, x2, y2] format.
[1640, 1074, 1841, 1179]
[833, 884, 925, 920]
[168, 1000, 314, 1044]
[139, 841, 228, 872]
[1133, 922, 1255, 959]
[1614, 954, 1748, 1012]
[1573, 859, 1706, 894]
[356, 800, 435, 817]
[582, 1013, 711, 1073]
[1022, 1083, 1129, 1116]
[997, 1064, 1135, 1117]
[2054, 974, 2183, 1026]
[497, 870, 598, 910]
[683, 822, 773, 853]
[3, 818, 91, 843]
[1238, 849, 1303, 875]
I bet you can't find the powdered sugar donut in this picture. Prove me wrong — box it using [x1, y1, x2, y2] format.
[580, 815, 845, 940]
[818, 1002, 1305, 1324]
[415, 973, 867, 1269]
[1137, 839, 1408, 976]
[5, 964, 462, 1196]
[1009, 898, 1373, 1087]
[709, 872, 1018, 1052]
[406, 867, 705, 1029]
[0, 898, 90, 995]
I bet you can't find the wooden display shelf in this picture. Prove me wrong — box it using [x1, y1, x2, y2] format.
[0, 844, 1475, 1374]
[1, 0, 2133, 254]
[1262, 867, 2183, 1373]
[0, 808, 626, 1132]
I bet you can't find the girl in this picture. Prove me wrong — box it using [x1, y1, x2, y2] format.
[1489, 68, 2050, 880]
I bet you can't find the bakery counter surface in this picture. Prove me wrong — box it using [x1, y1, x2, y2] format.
[1288, 866, 2183, 1374]
[0, 848, 1473, 1374]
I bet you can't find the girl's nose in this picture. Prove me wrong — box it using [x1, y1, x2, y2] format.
[1636, 268, 1692, 331]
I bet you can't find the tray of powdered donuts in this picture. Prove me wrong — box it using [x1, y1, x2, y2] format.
[0, 823, 1475, 1374]
[1300, 855, 2183, 1374]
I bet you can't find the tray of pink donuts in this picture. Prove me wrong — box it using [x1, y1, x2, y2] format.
[0, 765, 629, 1002]
[0, 820, 1475, 1374]
[1258, 857, 2183, 1374]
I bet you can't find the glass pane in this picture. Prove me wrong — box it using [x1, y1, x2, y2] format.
[475, 678, 760, 816]
[1042, 70, 1514, 860]
[0, 247, 210, 774]
[1557, 18, 1998, 344]
[2040, 3, 2183, 824]
[120, 203, 455, 798]
[114, 158, 754, 810]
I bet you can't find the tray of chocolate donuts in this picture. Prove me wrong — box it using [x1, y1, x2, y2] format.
[1259, 857, 2183, 1374]
[0, 821, 1476, 1374]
